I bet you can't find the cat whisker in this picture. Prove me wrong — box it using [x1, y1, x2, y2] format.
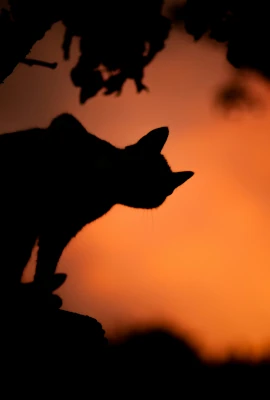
[149, 209, 152, 231]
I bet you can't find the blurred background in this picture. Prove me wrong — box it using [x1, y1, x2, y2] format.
[1, 0, 270, 361]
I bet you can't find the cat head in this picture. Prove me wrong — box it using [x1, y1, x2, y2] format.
[117, 127, 194, 209]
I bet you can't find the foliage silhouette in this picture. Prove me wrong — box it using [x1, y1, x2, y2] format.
[214, 79, 263, 113]
[2, 1, 270, 107]
[0, 0, 171, 103]
[2, 1, 270, 104]
[169, 1, 270, 80]
[0, 112, 193, 308]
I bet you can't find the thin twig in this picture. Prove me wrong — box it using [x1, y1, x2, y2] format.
[21, 58, 58, 69]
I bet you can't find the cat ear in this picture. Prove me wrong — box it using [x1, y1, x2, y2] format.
[49, 113, 88, 134]
[134, 127, 169, 154]
[172, 171, 194, 190]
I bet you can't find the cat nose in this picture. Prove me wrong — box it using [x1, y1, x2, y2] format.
[172, 171, 194, 189]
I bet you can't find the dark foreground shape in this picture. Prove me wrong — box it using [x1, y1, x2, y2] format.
[106, 329, 270, 398]
[3, 307, 107, 397]
[2, 309, 270, 398]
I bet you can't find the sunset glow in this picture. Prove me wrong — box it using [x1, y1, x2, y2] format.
[1, 19, 270, 360]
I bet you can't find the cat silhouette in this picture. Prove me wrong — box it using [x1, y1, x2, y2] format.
[0, 113, 193, 299]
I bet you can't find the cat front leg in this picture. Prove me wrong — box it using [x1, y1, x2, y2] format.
[33, 227, 73, 307]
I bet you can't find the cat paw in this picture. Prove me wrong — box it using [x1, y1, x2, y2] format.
[16, 273, 67, 312]
[49, 273, 67, 292]
[44, 293, 63, 309]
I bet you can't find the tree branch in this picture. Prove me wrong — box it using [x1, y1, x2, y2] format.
[21, 58, 58, 69]
[0, 2, 60, 83]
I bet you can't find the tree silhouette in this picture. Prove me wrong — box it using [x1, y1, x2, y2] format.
[2, 0, 270, 104]
[214, 79, 264, 113]
[0, 0, 171, 103]
[169, 0, 270, 80]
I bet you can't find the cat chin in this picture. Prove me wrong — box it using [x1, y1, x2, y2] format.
[138, 200, 167, 210]
[121, 201, 165, 210]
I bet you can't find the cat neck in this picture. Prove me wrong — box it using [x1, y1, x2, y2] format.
[92, 146, 132, 205]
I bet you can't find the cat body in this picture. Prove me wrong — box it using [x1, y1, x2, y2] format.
[0, 114, 193, 293]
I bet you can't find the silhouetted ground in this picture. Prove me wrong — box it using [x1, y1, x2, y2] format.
[3, 308, 269, 398]
[3, 307, 107, 397]
[107, 328, 270, 398]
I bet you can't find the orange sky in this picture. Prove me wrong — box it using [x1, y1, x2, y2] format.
[1, 16, 270, 361]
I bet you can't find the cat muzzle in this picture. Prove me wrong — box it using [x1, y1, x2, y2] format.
[172, 171, 194, 190]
